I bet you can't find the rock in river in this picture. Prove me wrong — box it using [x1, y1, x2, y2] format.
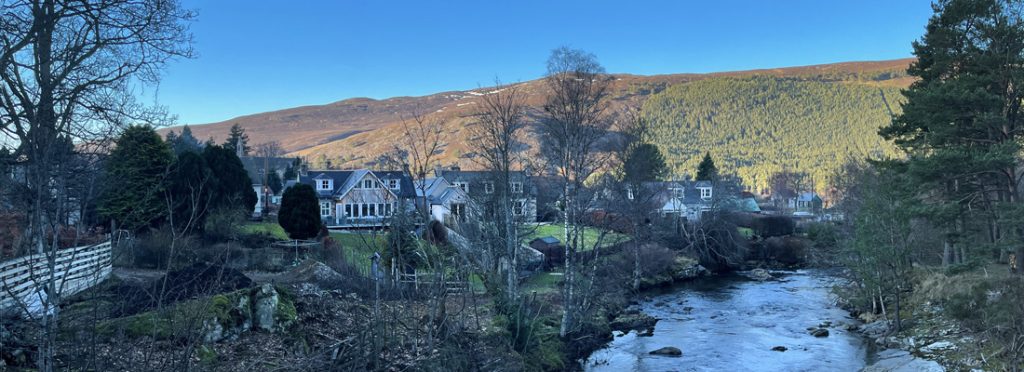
[649, 347, 682, 357]
[772, 346, 787, 352]
[810, 328, 829, 337]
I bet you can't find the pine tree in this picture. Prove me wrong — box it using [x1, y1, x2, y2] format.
[99, 125, 174, 230]
[623, 143, 667, 183]
[223, 123, 251, 156]
[696, 152, 718, 181]
[879, 0, 1024, 268]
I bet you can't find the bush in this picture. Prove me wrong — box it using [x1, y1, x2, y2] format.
[806, 222, 839, 249]
[204, 208, 246, 242]
[278, 184, 321, 240]
[753, 215, 795, 237]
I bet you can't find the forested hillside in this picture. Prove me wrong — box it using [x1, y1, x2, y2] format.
[641, 76, 903, 192]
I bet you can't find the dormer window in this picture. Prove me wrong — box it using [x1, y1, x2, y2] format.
[671, 188, 684, 198]
[700, 187, 712, 199]
[318, 179, 332, 191]
[387, 179, 399, 190]
[453, 182, 468, 192]
[484, 182, 494, 194]
[511, 182, 523, 194]
[626, 187, 635, 200]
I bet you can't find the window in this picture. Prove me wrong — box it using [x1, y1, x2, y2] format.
[361, 204, 368, 216]
[318, 179, 331, 190]
[451, 203, 466, 222]
[385, 203, 393, 216]
[513, 200, 525, 216]
[387, 179, 399, 190]
[671, 188, 684, 198]
[511, 182, 523, 194]
[320, 202, 331, 217]
[484, 182, 494, 194]
[700, 187, 712, 199]
[453, 182, 468, 192]
[363, 179, 375, 189]
[344, 204, 352, 217]
[627, 187, 635, 200]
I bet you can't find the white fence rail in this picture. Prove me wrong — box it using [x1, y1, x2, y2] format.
[0, 241, 112, 311]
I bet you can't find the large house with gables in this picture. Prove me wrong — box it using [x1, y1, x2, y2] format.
[298, 169, 416, 228]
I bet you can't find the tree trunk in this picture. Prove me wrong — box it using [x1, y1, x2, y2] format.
[943, 238, 953, 267]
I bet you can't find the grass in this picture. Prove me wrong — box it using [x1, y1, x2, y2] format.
[524, 223, 630, 250]
[522, 270, 564, 295]
[329, 231, 386, 270]
[241, 222, 288, 240]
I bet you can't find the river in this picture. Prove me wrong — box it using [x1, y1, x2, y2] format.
[584, 270, 872, 372]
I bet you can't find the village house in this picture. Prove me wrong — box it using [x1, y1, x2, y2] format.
[298, 169, 416, 228]
[433, 167, 539, 223]
[240, 156, 296, 217]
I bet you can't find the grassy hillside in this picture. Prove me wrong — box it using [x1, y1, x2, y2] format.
[641, 75, 903, 192]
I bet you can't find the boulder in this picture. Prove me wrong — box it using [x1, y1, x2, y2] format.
[810, 328, 830, 337]
[649, 347, 682, 357]
[254, 284, 280, 331]
[609, 313, 657, 333]
[749, 268, 773, 281]
[772, 346, 787, 352]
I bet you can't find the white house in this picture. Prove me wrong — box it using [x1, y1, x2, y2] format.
[298, 169, 415, 228]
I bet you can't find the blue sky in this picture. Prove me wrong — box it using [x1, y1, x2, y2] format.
[152, 0, 934, 125]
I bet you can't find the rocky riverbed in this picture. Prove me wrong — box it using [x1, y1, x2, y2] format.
[585, 270, 871, 371]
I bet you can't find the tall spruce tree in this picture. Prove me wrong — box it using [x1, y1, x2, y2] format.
[223, 123, 251, 156]
[879, 0, 1024, 268]
[696, 152, 718, 181]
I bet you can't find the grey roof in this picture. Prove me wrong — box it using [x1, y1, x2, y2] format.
[533, 236, 560, 245]
[239, 156, 296, 183]
[373, 170, 417, 198]
[435, 169, 537, 196]
[299, 169, 416, 199]
[301, 170, 355, 198]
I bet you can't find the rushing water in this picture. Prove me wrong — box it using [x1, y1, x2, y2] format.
[584, 270, 871, 372]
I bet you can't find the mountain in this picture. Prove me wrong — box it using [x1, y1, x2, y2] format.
[174, 58, 914, 191]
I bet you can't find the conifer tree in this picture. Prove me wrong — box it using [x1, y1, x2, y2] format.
[696, 152, 718, 181]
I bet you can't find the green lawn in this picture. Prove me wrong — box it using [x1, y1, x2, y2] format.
[522, 270, 563, 295]
[524, 223, 630, 250]
[329, 231, 387, 270]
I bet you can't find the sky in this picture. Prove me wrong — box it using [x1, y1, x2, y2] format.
[151, 0, 936, 126]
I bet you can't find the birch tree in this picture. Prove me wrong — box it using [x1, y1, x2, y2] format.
[538, 47, 610, 337]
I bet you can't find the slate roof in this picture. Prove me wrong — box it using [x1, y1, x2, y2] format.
[239, 156, 296, 184]
[301, 170, 355, 198]
[299, 169, 416, 199]
[533, 236, 561, 245]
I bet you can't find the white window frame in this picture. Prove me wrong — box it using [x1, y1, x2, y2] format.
[671, 188, 683, 198]
[627, 187, 634, 200]
[513, 200, 525, 216]
[320, 201, 331, 217]
[511, 182, 523, 194]
[700, 187, 712, 199]
[318, 179, 330, 190]
[387, 179, 399, 190]
[453, 182, 468, 193]
[484, 182, 494, 194]
[363, 179, 375, 189]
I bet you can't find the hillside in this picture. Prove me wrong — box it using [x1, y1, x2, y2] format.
[176, 58, 914, 191]
[643, 76, 903, 192]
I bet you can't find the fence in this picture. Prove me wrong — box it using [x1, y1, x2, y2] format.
[0, 241, 112, 311]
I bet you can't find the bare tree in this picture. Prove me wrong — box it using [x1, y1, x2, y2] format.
[468, 80, 527, 301]
[538, 46, 610, 337]
[393, 107, 446, 219]
[0, 1, 193, 370]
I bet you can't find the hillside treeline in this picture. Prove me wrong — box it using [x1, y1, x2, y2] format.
[641, 76, 903, 192]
